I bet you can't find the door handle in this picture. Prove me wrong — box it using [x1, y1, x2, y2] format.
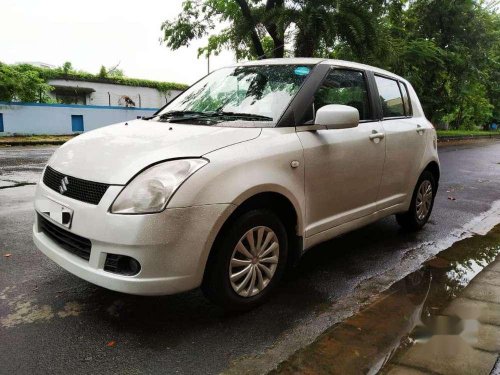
[369, 132, 385, 140]
[417, 124, 426, 134]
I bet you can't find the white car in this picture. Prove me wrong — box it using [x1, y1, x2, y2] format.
[33, 58, 439, 310]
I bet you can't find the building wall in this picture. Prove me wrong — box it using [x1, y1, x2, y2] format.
[47, 79, 182, 108]
[0, 102, 158, 135]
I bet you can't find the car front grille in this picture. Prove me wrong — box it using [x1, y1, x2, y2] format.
[43, 166, 109, 205]
[38, 214, 92, 261]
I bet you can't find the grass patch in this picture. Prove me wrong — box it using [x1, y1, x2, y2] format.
[437, 129, 500, 137]
[0, 134, 76, 145]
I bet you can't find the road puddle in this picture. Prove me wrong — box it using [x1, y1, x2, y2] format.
[273, 225, 500, 375]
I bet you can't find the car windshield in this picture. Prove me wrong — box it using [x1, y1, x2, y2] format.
[153, 64, 313, 126]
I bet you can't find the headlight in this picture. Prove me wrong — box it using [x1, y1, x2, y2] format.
[110, 158, 208, 214]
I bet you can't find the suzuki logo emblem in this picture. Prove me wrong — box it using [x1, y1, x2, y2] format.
[59, 177, 69, 194]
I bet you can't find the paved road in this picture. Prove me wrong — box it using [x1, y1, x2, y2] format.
[1, 141, 500, 374]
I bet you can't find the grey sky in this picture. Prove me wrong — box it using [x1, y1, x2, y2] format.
[0, 0, 235, 85]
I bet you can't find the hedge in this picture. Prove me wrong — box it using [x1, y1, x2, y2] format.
[16, 64, 188, 93]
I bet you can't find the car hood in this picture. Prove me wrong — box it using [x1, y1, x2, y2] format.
[48, 120, 261, 184]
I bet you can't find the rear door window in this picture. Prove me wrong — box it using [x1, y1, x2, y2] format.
[375, 76, 405, 118]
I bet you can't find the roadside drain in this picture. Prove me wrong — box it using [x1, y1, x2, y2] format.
[0, 180, 36, 189]
[272, 224, 500, 375]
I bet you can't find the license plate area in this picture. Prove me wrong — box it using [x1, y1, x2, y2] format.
[38, 197, 73, 228]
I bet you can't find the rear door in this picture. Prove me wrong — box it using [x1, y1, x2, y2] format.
[374, 75, 427, 209]
[297, 68, 386, 237]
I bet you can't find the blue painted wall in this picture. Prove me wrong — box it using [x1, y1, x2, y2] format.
[0, 102, 158, 134]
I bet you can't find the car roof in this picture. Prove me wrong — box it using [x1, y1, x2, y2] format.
[235, 57, 405, 82]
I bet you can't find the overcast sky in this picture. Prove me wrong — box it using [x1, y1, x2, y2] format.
[0, 0, 236, 85]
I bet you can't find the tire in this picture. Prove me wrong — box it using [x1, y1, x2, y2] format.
[396, 171, 436, 231]
[202, 209, 288, 311]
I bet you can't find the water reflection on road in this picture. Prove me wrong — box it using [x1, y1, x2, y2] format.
[274, 225, 500, 375]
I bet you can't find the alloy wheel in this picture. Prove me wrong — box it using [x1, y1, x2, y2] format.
[229, 226, 280, 297]
[416, 180, 433, 221]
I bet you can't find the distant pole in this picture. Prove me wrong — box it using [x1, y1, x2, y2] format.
[207, 54, 210, 74]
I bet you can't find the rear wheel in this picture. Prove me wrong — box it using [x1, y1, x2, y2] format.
[396, 171, 436, 231]
[202, 209, 288, 311]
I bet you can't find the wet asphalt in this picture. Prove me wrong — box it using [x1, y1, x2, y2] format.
[0, 140, 500, 375]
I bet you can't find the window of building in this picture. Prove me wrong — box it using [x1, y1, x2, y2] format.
[52, 86, 94, 105]
[314, 69, 372, 121]
[375, 76, 405, 118]
[56, 93, 87, 105]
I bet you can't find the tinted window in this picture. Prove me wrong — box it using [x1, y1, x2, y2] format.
[314, 69, 372, 121]
[375, 76, 404, 118]
[399, 82, 412, 116]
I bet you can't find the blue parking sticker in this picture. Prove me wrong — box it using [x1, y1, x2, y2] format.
[294, 66, 311, 76]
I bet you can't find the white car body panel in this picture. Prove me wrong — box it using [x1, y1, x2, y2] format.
[48, 120, 261, 184]
[297, 121, 386, 237]
[33, 58, 440, 296]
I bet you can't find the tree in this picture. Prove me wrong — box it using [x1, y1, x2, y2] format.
[161, 0, 383, 59]
[333, 0, 499, 129]
[106, 62, 124, 77]
[62, 61, 73, 75]
[401, 0, 499, 128]
[98, 65, 107, 78]
[0, 63, 53, 103]
[97, 63, 125, 78]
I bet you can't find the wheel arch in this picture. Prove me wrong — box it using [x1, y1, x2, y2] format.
[203, 191, 304, 283]
[423, 160, 440, 187]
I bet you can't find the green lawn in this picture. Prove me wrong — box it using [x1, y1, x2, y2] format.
[0, 134, 76, 145]
[436, 129, 500, 137]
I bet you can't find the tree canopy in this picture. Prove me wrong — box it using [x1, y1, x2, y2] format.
[161, 0, 384, 59]
[0, 63, 53, 103]
[162, 0, 500, 129]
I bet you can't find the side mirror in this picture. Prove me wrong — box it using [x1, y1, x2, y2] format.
[315, 104, 359, 129]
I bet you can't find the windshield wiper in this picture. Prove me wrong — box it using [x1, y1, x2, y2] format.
[143, 111, 213, 121]
[149, 110, 272, 123]
[159, 110, 214, 119]
[211, 111, 273, 121]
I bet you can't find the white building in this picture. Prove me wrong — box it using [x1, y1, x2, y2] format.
[0, 70, 186, 135]
[48, 79, 183, 108]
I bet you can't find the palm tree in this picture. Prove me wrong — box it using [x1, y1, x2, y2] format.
[291, 0, 379, 57]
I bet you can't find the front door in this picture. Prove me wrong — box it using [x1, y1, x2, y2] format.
[297, 68, 386, 238]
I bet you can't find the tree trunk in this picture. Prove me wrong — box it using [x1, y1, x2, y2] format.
[295, 32, 316, 57]
[235, 0, 266, 58]
[265, 0, 285, 58]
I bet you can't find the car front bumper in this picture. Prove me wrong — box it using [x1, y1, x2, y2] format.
[33, 181, 235, 296]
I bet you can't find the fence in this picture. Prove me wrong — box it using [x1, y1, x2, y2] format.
[0, 102, 159, 135]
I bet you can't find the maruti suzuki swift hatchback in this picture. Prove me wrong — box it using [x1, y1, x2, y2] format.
[33, 58, 439, 310]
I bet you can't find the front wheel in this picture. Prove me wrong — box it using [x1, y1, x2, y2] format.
[396, 171, 436, 231]
[202, 209, 288, 311]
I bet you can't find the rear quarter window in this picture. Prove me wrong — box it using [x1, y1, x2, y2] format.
[399, 82, 412, 116]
